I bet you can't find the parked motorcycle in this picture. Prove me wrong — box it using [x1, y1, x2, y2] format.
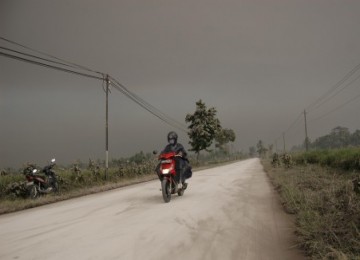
[24, 159, 59, 199]
[157, 152, 187, 203]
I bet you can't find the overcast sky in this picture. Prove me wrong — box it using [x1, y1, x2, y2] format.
[1, 0, 360, 168]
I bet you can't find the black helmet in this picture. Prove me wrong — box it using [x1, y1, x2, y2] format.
[167, 131, 178, 144]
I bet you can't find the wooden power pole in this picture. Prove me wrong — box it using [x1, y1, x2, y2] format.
[282, 132, 286, 153]
[304, 109, 309, 151]
[105, 74, 110, 180]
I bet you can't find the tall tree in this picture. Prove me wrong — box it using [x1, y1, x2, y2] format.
[330, 126, 350, 148]
[215, 128, 236, 154]
[249, 146, 256, 157]
[185, 100, 221, 160]
[268, 144, 274, 157]
[256, 140, 268, 158]
[351, 130, 360, 146]
[312, 126, 351, 149]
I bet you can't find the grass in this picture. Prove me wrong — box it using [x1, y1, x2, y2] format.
[263, 157, 360, 259]
[292, 147, 360, 171]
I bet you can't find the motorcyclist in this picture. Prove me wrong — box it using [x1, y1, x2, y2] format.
[156, 131, 191, 189]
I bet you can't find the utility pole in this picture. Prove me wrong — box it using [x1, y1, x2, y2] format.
[283, 132, 286, 153]
[105, 74, 110, 180]
[304, 109, 309, 151]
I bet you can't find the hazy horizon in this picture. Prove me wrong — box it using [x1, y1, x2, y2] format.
[1, 0, 360, 169]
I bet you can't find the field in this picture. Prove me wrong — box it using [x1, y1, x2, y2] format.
[264, 148, 360, 259]
[292, 148, 360, 171]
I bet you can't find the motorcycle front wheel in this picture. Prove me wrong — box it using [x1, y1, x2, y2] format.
[161, 179, 171, 203]
[49, 176, 59, 194]
[52, 182, 59, 194]
[29, 185, 38, 199]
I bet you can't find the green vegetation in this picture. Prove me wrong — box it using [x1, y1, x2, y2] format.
[0, 158, 158, 214]
[256, 140, 268, 158]
[215, 128, 236, 153]
[292, 126, 360, 151]
[264, 148, 360, 259]
[185, 99, 236, 160]
[292, 147, 360, 171]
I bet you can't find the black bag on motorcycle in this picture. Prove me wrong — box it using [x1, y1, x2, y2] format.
[176, 158, 192, 180]
[184, 165, 192, 179]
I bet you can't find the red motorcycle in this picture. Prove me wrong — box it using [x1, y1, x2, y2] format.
[158, 152, 187, 203]
[24, 159, 59, 199]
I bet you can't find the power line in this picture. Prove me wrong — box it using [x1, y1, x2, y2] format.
[272, 61, 360, 150]
[275, 112, 303, 141]
[306, 61, 360, 112]
[308, 73, 360, 113]
[0, 45, 97, 74]
[1, 36, 191, 173]
[277, 62, 360, 140]
[311, 92, 360, 122]
[284, 112, 303, 134]
[0, 51, 103, 80]
[110, 81, 187, 133]
[273, 111, 304, 153]
[109, 76, 187, 132]
[1, 41, 187, 133]
[0, 36, 103, 75]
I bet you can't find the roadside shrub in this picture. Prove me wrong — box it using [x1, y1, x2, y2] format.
[293, 148, 360, 172]
[265, 161, 360, 259]
[0, 174, 24, 199]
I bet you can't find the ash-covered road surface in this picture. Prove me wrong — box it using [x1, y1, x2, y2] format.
[0, 158, 304, 260]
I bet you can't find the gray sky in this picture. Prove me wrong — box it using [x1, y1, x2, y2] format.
[1, 0, 360, 168]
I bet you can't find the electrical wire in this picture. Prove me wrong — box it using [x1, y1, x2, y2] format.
[0, 51, 103, 80]
[0, 47, 186, 132]
[1, 47, 186, 132]
[284, 112, 303, 134]
[110, 81, 187, 133]
[276, 62, 360, 146]
[109, 76, 187, 131]
[306, 62, 360, 113]
[273, 111, 303, 151]
[311, 91, 360, 122]
[1, 36, 197, 133]
[308, 73, 360, 113]
[0, 36, 103, 75]
[275, 112, 303, 140]
[0, 46, 99, 74]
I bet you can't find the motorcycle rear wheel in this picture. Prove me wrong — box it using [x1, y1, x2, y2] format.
[161, 179, 171, 203]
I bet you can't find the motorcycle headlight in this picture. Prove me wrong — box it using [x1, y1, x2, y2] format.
[162, 169, 170, 174]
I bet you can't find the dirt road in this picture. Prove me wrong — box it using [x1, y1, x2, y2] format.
[0, 159, 304, 260]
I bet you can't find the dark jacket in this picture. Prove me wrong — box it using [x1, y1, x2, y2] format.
[161, 143, 187, 158]
[156, 142, 192, 181]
